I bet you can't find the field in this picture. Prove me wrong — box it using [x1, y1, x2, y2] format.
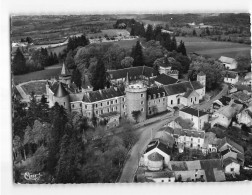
[95, 38, 139, 49]
[21, 81, 47, 95]
[14, 68, 61, 85]
[176, 36, 251, 59]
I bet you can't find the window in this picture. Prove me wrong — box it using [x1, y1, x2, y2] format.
[85, 105, 87, 109]
[177, 98, 180, 104]
[195, 97, 196, 101]
[107, 101, 109, 105]
[64, 102, 65, 106]
[111, 100, 113, 104]
[191, 98, 192, 102]
[96, 111, 98, 115]
[158, 93, 160, 98]
[96, 104, 98, 108]
[149, 111, 151, 114]
[148, 95, 151, 100]
[122, 98, 124, 102]
[101, 110, 103, 114]
[72, 104, 74, 108]
[107, 108, 110, 112]
[101, 103, 103, 107]
[141, 94, 143, 98]
[191, 138, 193, 141]
[141, 101, 144, 105]
[231, 168, 234, 172]
[141, 108, 144, 111]
[80, 103, 82, 107]
[115, 100, 118, 104]
[163, 98, 165, 101]
[171, 100, 173, 105]
[161, 180, 164, 182]
[163, 92, 165, 96]
[159, 99, 161, 103]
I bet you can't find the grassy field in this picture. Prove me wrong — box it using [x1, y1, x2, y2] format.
[21, 81, 47, 95]
[14, 68, 61, 85]
[95, 38, 139, 49]
[176, 36, 251, 58]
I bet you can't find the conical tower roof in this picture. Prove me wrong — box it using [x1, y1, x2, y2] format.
[54, 82, 69, 97]
[61, 62, 71, 76]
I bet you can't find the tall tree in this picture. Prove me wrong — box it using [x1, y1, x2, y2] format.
[171, 35, 178, 51]
[131, 41, 144, 67]
[71, 68, 82, 89]
[65, 50, 76, 69]
[12, 47, 27, 75]
[177, 41, 187, 56]
[145, 24, 154, 41]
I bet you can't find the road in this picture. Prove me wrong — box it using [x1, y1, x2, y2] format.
[118, 114, 177, 183]
[193, 84, 228, 110]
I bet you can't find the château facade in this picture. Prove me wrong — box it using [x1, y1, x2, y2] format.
[46, 64, 206, 126]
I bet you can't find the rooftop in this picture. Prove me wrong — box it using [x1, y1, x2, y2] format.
[180, 107, 208, 117]
[223, 71, 238, 79]
[145, 139, 172, 155]
[154, 74, 178, 85]
[218, 137, 244, 154]
[219, 56, 236, 64]
[174, 116, 194, 129]
[147, 86, 167, 99]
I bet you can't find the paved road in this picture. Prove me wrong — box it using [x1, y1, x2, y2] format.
[118, 115, 177, 183]
[193, 84, 228, 110]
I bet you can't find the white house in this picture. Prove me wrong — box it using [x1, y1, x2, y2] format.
[223, 71, 239, 84]
[179, 107, 209, 130]
[236, 108, 252, 126]
[223, 157, 241, 175]
[141, 139, 172, 168]
[144, 171, 175, 183]
[219, 56, 238, 70]
[202, 132, 221, 154]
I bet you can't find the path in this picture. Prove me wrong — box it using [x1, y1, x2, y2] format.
[193, 84, 228, 110]
[119, 114, 177, 183]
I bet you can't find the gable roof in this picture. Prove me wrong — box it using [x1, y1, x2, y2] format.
[145, 139, 172, 155]
[218, 137, 244, 154]
[148, 152, 163, 161]
[180, 107, 208, 117]
[219, 56, 236, 64]
[222, 157, 239, 167]
[200, 159, 224, 182]
[224, 71, 238, 79]
[82, 86, 125, 103]
[163, 81, 203, 96]
[108, 66, 157, 80]
[154, 74, 178, 85]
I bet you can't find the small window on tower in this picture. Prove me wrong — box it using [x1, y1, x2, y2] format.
[141, 94, 143, 98]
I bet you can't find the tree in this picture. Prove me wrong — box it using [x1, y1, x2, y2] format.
[193, 29, 197, 36]
[171, 35, 177, 51]
[206, 27, 210, 36]
[121, 56, 134, 68]
[131, 110, 141, 123]
[130, 27, 135, 36]
[145, 24, 154, 41]
[26, 36, 33, 44]
[235, 54, 251, 71]
[132, 41, 144, 67]
[65, 50, 76, 69]
[12, 47, 27, 75]
[244, 147, 252, 166]
[177, 40, 187, 56]
[71, 68, 82, 89]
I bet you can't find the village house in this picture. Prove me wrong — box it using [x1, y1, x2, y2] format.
[202, 132, 221, 154]
[240, 72, 252, 86]
[223, 71, 239, 84]
[219, 56, 238, 70]
[179, 107, 209, 130]
[236, 106, 252, 126]
[210, 102, 243, 128]
[230, 91, 252, 104]
[168, 116, 194, 130]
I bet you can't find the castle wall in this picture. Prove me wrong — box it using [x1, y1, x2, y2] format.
[147, 96, 167, 116]
[54, 95, 70, 112]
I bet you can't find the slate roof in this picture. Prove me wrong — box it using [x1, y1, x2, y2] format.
[145, 139, 172, 155]
[163, 81, 203, 96]
[69, 93, 84, 102]
[60, 63, 71, 76]
[147, 86, 167, 99]
[180, 107, 208, 117]
[53, 82, 69, 97]
[218, 137, 244, 154]
[183, 88, 195, 98]
[108, 66, 158, 80]
[82, 86, 125, 103]
[154, 74, 178, 85]
[219, 56, 236, 64]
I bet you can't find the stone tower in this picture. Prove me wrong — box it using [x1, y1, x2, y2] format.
[197, 71, 206, 97]
[125, 81, 147, 123]
[53, 82, 70, 112]
[59, 62, 71, 86]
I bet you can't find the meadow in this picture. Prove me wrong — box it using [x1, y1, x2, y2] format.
[176, 36, 251, 58]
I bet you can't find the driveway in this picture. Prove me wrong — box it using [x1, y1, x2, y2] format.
[118, 114, 177, 183]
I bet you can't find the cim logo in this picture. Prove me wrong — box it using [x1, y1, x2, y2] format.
[24, 172, 42, 181]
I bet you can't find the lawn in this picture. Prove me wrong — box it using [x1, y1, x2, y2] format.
[176, 36, 251, 59]
[14, 68, 61, 85]
[21, 81, 47, 96]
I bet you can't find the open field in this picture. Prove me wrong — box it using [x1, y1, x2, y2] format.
[21, 81, 47, 95]
[176, 36, 251, 59]
[14, 68, 61, 85]
[94, 38, 139, 49]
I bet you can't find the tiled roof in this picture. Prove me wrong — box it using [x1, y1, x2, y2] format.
[230, 91, 251, 102]
[82, 86, 125, 103]
[163, 81, 203, 96]
[218, 137, 244, 154]
[108, 66, 157, 80]
[179, 129, 205, 139]
[180, 107, 208, 117]
[224, 71, 238, 79]
[147, 86, 167, 99]
[219, 56, 236, 64]
[154, 74, 178, 85]
[69, 93, 83, 102]
[222, 157, 239, 167]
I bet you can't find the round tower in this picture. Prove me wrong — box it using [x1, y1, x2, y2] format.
[53, 82, 70, 112]
[197, 71, 206, 98]
[125, 82, 147, 123]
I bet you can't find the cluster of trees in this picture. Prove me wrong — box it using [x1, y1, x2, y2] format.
[235, 54, 251, 72]
[12, 47, 59, 75]
[188, 55, 224, 91]
[67, 35, 89, 52]
[20, 36, 33, 43]
[13, 93, 136, 183]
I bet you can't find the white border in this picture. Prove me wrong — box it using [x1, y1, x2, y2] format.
[1, 0, 252, 195]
